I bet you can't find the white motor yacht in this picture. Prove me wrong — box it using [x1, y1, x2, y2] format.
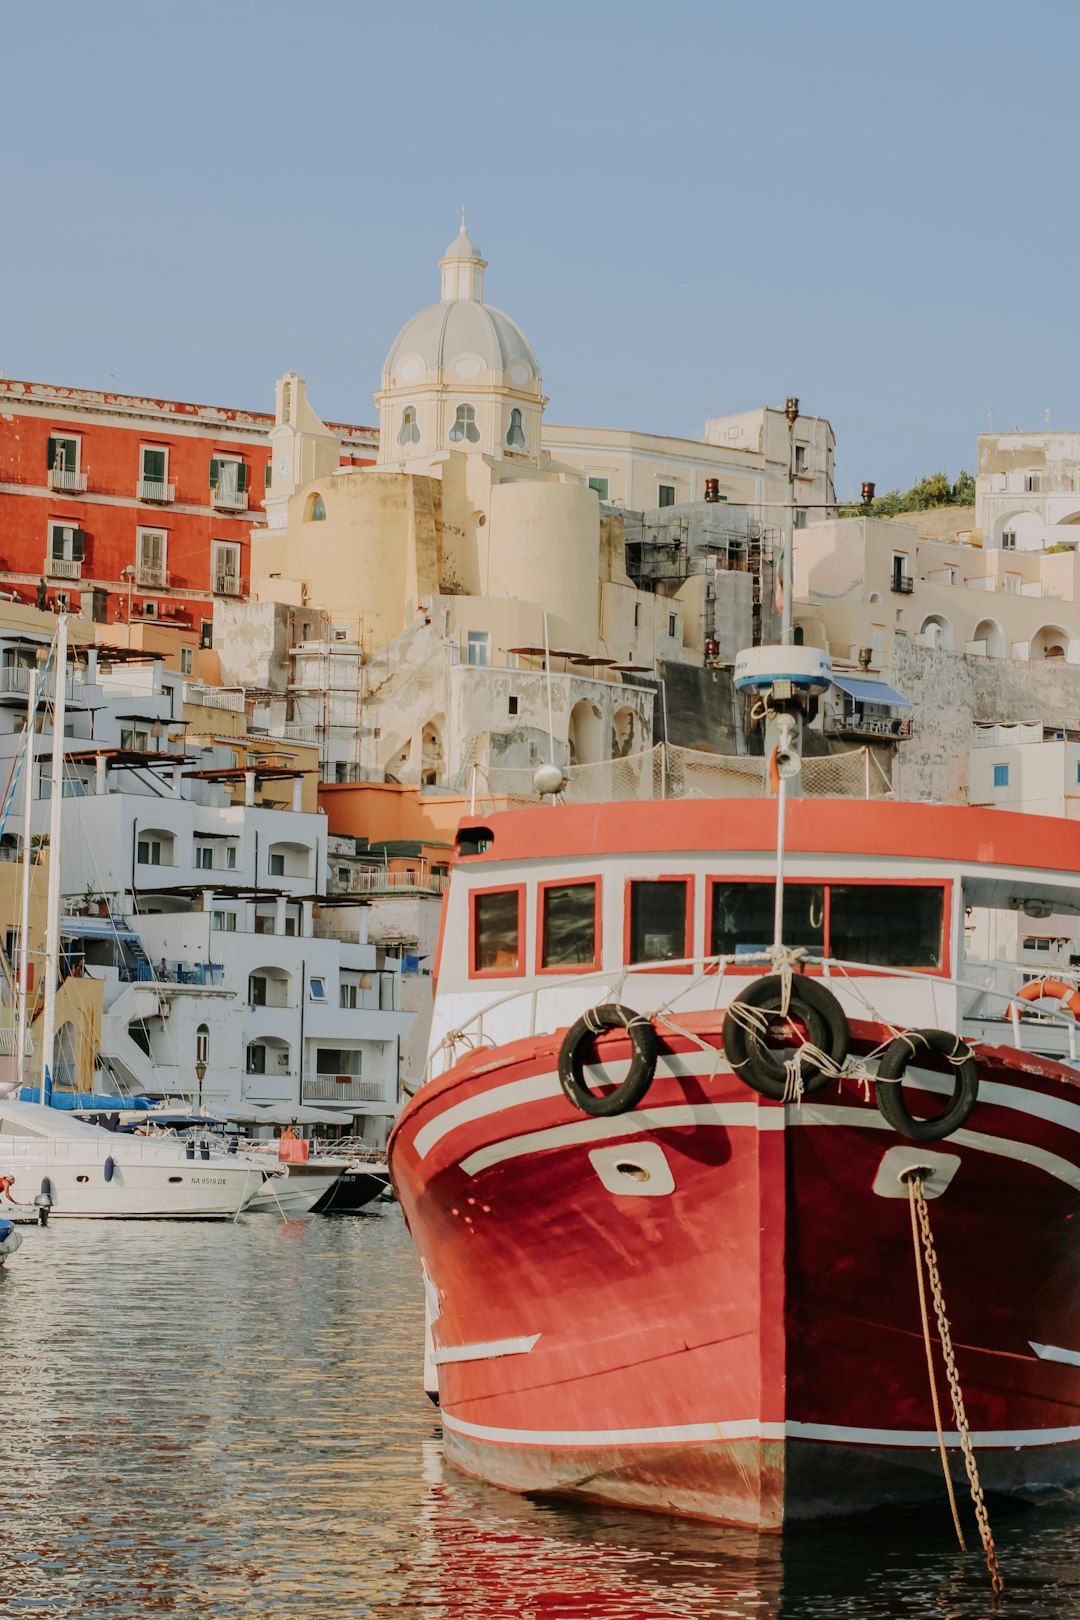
[0, 1101, 265, 1219]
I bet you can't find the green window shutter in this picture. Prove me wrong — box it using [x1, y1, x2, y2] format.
[236, 462, 248, 493]
[47, 437, 59, 471]
[209, 458, 220, 491]
[264, 461, 272, 491]
[71, 529, 85, 562]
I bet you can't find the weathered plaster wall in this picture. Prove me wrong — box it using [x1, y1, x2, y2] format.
[892, 638, 1080, 803]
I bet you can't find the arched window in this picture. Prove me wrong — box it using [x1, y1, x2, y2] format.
[305, 493, 326, 522]
[505, 408, 526, 451]
[195, 1024, 210, 1067]
[398, 407, 420, 447]
[449, 404, 481, 445]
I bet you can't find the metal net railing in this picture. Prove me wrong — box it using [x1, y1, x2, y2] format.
[473, 742, 891, 808]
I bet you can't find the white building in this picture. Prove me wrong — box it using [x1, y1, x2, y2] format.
[0, 623, 410, 1144]
[977, 431, 1080, 553]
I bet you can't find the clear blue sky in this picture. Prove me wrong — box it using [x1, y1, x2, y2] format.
[3, 0, 1077, 496]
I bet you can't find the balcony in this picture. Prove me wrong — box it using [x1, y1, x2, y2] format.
[301, 1075, 383, 1104]
[211, 488, 249, 513]
[183, 681, 244, 713]
[352, 869, 447, 895]
[136, 564, 169, 589]
[824, 713, 913, 741]
[282, 722, 320, 742]
[214, 574, 241, 596]
[45, 557, 82, 580]
[137, 479, 176, 504]
[890, 575, 914, 594]
[47, 467, 87, 493]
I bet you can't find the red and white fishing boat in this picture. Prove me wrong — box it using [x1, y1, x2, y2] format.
[390, 668, 1080, 1530]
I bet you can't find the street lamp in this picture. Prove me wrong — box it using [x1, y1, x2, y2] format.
[195, 1058, 207, 1115]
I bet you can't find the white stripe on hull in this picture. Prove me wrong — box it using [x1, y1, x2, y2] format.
[442, 1410, 1080, 1451]
[434, 1333, 540, 1365]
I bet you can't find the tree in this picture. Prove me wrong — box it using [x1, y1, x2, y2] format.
[840, 469, 977, 517]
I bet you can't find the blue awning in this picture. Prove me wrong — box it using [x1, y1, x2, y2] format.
[60, 917, 141, 942]
[831, 676, 912, 710]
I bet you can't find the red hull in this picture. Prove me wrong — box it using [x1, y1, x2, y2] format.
[389, 1016, 1080, 1528]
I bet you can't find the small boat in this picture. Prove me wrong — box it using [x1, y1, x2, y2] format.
[0, 1219, 21, 1265]
[243, 1155, 349, 1217]
[310, 1139, 392, 1213]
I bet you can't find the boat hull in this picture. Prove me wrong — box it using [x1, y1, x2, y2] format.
[245, 1163, 345, 1216]
[389, 1015, 1080, 1529]
[0, 1146, 262, 1219]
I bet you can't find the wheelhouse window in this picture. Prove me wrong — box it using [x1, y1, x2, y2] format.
[707, 880, 944, 971]
[710, 882, 824, 958]
[472, 887, 523, 975]
[628, 879, 689, 966]
[540, 880, 598, 970]
[829, 885, 943, 970]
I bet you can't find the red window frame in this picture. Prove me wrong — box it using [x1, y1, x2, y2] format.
[468, 883, 527, 980]
[536, 875, 603, 976]
[623, 874, 694, 975]
[703, 875, 952, 979]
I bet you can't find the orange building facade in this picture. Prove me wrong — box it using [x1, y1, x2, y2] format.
[0, 378, 376, 639]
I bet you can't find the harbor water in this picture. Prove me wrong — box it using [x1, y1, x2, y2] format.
[4, 1209, 1080, 1619]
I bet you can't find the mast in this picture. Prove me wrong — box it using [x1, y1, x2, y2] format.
[15, 668, 37, 1096]
[40, 615, 68, 1106]
[781, 397, 798, 645]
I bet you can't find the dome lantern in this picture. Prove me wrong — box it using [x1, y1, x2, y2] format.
[440, 206, 487, 302]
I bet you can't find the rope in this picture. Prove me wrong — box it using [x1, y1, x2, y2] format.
[905, 1170, 1005, 1597]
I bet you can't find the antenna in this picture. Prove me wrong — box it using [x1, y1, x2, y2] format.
[1046, 407, 1053, 429]
[986, 407, 994, 431]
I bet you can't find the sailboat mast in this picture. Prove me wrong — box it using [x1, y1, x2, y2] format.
[40, 615, 68, 1106]
[15, 667, 37, 1095]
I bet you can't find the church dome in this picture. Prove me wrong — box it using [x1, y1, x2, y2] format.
[383, 299, 540, 390]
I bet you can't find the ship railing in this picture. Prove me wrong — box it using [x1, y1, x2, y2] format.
[424, 951, 1080, 1081]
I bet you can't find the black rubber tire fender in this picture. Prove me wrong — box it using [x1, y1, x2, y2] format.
[875, 1028, 979, 1142]
[721, 974, 850, 1101]
[558, 1004, 659, 1117]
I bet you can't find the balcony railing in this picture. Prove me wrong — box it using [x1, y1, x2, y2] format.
[183, 682, 245, 712]
[46, 557, 82, 580]
[47, 467, 87, 493]
[136, 564, 169, 588]
[301, 1075, 383, 1103]
[0, 666, 76, 700]
[349, 869, 448, 895]
[890, 575, 914, 594]
[282, 722, 320, 741]
[824, 713, 913, 740]
[214, 574, 241, 596]
[137, 479, 176, 503]
[211, 488, 249, 512]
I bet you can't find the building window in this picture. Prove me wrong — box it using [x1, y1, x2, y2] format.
[340, 982, 358, 1009]
[466, 630, 491, 667]
[633, 603, 640, 629]
[628, 879, 689, 965]
[47, 523, 85, 566]
[141, 446, 167, 485]
[508, 695, 519, 716]
[793, 509, 808, 530]
[195, 845, 214, 870]
[209, 457, 248, 506]
[449, 404, 481, 445]
[305, 493, 326, 521]
[212, 542, 241, 595]
[47, 436, 80, 475]
[1025, 474, 1040, 493]
[211, 910, 237, 932]
[472, 888, 522, 974]
[658, 483, 676, 508]
[993, 764, 1009, 787]
[195, 1024, 210, 1066]
[309, 977, 327, 1002]
[398, 406, 421, 446]
[200, 620, 213, 649]
[137, 838, 163, 865]
[668, 614, 677, 638]
[794, 444, 807, 474]
[1001, 530, 1017, 551]
[268, 852, 285, 876]
[264, 460, 272, 491]
[588, 476, 609, 501]
[505, 408, 526, 451]
[120, 728, 149, 751]
[180, 647, 193, 675]
[246, 1042, 266, 1074]
[541, 881, 598, 970]
[1023, 936, 1052, 952]
[1004, 572, 1020, 594]
[136, 527, 167, 585]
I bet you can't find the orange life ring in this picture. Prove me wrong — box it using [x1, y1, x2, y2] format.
[1016, 978, 1080, 1020]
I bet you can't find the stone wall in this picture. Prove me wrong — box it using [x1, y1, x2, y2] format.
[892, 637, 1080, 802]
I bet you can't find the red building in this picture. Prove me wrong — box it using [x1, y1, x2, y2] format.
[0, 378, 376, 643]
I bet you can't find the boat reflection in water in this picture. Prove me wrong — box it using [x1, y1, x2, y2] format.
[372, 1440, 1005, 1620]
